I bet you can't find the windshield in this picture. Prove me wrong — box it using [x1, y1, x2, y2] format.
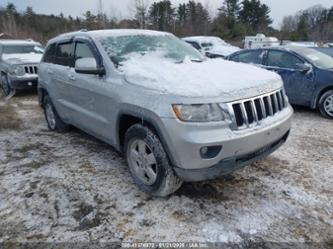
[99, 34, 203, 66]
[293, 47, 333, 69]
[3, 45, 44, 54]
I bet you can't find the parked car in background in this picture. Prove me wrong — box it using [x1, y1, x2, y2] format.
[38, 29, 292, 196]
[228, 46, 333, 119]
[0, 39, 43, 95]
[314, 48, 333, 58]
[182, 36, 240, 58]
[244, 34, 280, 49]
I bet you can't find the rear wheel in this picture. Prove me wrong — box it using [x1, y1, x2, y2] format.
[43, 95, 70, 132]
[124, 124, 183, 197]
[319, 90, 333, 119]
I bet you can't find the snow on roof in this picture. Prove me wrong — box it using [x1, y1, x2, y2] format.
[53, 29, 171, 42]
[88, 29, 170, 38]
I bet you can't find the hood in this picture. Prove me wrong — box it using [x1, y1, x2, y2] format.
[122, 54, 283, 99]
[208, 45, 240, 57]
[2, 53, 43, 65]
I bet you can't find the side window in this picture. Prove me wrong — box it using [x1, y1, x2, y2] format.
[75, 42, 95, 60]
[236, 50, 263, 64]
[43, 43, 56, 63]
[55, 42, 74, 67]
[186, 41, 201, 50]
[267, 51, 303, 70]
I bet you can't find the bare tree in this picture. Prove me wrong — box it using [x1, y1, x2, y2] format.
[131, 0, 150, 29]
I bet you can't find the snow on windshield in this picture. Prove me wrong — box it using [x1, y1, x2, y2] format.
[99, 34, 203, 66]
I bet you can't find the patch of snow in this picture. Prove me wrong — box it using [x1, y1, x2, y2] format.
[121, 53, 282, 98]
[90, 29, 169, 38]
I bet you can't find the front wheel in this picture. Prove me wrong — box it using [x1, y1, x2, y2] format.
[319, 90, 333, 119]
[0, 73, 13, 97]
[124, 124, 183, 197]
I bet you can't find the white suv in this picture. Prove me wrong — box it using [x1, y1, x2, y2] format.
[38, 29, 293, 196]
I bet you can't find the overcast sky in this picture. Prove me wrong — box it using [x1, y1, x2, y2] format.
[2, 0, 333, 28]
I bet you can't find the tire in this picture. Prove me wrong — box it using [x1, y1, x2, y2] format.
[124, 124, 183, 197]
[318, 90, 333, 119]
[43, 95, 70, 132]
[0, 73, 13, 97]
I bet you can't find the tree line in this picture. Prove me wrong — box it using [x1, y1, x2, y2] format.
[0, 1, 332, 45]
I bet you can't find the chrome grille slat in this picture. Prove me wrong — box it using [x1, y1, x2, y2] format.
[267, 96, 274, 116]
[229, 89, 288, 130]
[259, 98, 267, 119]
[240, 102, 249, 127]
[250, 101, 259, 123]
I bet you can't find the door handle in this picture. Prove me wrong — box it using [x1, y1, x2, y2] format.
[68, 74, 76, 81]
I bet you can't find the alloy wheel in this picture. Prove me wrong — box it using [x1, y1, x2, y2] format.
[323, 95, 333, 117]
[127, 139, 158, 186]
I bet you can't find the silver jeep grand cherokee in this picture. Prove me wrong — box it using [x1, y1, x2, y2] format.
[0, 39, 43, 95]
[38, 30, 293, 196]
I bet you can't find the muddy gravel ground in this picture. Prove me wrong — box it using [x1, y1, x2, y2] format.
[0, 91, 332, 247]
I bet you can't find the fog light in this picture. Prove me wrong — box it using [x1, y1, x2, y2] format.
[200, 146, 222, 159]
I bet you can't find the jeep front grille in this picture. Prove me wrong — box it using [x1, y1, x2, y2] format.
[228, 89, 287, 130]
[24, 65, 38, 75]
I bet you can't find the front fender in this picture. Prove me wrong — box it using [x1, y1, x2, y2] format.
[115, 104, 179, 167]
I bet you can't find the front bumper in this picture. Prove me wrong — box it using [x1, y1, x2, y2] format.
[174, 131, 289, 181]
[160, 105, 293, 180]
[8, 75, 38, 90]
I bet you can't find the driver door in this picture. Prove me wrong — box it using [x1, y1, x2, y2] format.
[264, 50, 315, 106]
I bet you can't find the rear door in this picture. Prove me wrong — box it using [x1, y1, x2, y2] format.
[50, 40, 75, 122]
[264, 50, 315, 106]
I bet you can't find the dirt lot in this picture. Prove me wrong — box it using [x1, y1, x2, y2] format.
[0, 91, 332, 246]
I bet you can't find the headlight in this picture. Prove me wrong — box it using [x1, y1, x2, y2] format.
[13, 66, 25, 76]
[172, 104, 226, 122]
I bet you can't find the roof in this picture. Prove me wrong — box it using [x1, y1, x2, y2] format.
[50, 29, 171, 43]
[0, 39, 40, 46]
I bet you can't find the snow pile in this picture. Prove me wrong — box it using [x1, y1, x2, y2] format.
[121, 53, 282, 97]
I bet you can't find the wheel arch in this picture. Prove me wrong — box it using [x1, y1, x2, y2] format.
[314, 85, 333, 108]
[116, 107, 178, 167]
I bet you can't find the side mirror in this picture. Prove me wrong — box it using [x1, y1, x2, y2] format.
[75, 58, 105, 75]
[296, 63, 312, 73]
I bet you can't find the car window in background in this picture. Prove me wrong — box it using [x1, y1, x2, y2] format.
[55, 42, 74, 67]
[293, 47, 333, 70]
[75, 42, 95, 60]
[3, 45, 44, 54]
[267, 50, 303, 70]
[43, 43, 56, 63]
[231, 50, 263, 64]
[186, 41, 201, 50]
